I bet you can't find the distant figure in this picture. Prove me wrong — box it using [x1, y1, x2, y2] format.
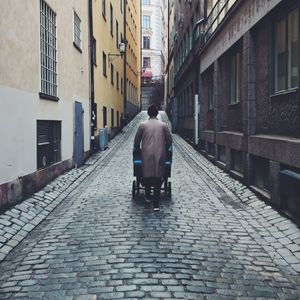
[134, 105, 172, 211]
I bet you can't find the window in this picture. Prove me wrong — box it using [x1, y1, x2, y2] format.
[143, 36, 150, 49]
[103, 106, 107, 127]
[37, 120, 61, 169]
[207, 67, 214, 110]
[111, 63, 114, 85]
[110, 4, 113, 35]
[143, 15, 150, 28]
[102, 0, 106, 19]
[92, 37, 96, 65]
[117, 72, 119, 90]
[143, 0, 150, 4]
[121, 77, 123, 94]
[229, 51, 241, 104]
[120, 0, 123, 13]
[73, 11, 82, 50]
[103, 52, 107, 76]
[111, 108, 114, 127]
[40, 0, 57, 98]
[116, 20, 119, 48]
[274, 8, 299, 92]
[143, 57, 151, 68]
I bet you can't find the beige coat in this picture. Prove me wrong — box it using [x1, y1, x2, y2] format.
[134, 118, 172, 178]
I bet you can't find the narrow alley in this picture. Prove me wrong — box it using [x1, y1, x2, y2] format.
[0, 112, 300, 299]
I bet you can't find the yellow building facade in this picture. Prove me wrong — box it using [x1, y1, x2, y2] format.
[125, 0, 141, 121]
[93, 0, 125, 138]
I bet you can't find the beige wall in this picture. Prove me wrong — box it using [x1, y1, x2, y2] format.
[93, 0, 125, 130]
[126, 0, 141, 109]
[0, 0, 90, 184]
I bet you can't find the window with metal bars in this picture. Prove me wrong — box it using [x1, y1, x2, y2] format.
[73, 11, 82, 51]
[40, 0, 58, 99]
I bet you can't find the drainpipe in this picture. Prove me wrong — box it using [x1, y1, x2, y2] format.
[88, 0, 96, 151]
[192, 16, 206, 147]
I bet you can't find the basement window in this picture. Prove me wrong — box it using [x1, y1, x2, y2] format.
[252, 155, 270, 191]
[231, 149, 243, 174]
[37, 121, 61, 169]
[207, 142, 215, 157]
[217, 145, 226, 163]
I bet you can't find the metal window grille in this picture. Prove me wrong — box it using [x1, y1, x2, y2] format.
[74, 11, 82, 49]
[40, 0, 57, 97]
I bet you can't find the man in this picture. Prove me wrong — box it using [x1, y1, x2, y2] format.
[134, 105, 172, 211]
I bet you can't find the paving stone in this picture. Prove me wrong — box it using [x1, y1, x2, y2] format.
[0, 112, 300, 299]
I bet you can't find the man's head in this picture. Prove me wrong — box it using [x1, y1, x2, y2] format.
[147, 104, 158, 118]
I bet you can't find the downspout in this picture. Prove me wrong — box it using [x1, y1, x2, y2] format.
[192, 12, 206, 147]
[88, 0, 96, 151]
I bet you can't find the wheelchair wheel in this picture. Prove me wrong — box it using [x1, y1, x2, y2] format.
[167, 182, 171, 197]
[132, 180, 136, 198]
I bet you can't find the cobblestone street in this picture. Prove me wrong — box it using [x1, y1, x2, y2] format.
[0, 112, 300, 299]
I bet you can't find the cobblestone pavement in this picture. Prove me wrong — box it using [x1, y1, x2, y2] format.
[0, 112, 300, 299]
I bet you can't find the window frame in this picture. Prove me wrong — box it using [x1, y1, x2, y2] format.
[103, 106, 107, 128]
[103, 51, 107, 77]
[272, 6, 300, 94]
[110, 3, 114, 36]
[40, 0, 58, 100]
[143, 15, 151, 29]
[143, 57, 151, 68]
[92, 37, 97, 65]
[143, 36, 151, 49]
[229, 50, 241, 105]
[207, 66, 214, 111]
[73, 10, 82, 52]
[110, 63, 114, 85]
[102, 0, 106, 20]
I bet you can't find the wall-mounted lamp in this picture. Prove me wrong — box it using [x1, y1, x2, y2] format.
[108, 41, 126, 62]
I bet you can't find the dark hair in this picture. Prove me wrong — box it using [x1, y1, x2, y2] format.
[147, 104, 158, 117]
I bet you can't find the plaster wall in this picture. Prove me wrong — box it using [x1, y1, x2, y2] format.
[0, 85, 37, 184]
[0, 0, 91, 183]
[93, 0, 125, 130]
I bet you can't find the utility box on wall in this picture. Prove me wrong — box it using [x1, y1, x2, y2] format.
[280, 169, 300, 220]
[99, 128, 108, 151]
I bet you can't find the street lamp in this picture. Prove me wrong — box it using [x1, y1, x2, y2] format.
[108, 41, 126, 62]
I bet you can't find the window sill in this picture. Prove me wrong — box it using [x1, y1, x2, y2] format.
[229, 101, 240, 107]
[39, 93, 59, 102]
[270, 88, 298, 98]
[73, 42, 82, 53]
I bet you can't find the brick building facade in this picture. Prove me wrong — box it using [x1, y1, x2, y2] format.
[171, 0, 300, 223]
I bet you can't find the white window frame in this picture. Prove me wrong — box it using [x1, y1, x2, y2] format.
[40, 0, 58, 98]
[73, 11, 82, 50]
